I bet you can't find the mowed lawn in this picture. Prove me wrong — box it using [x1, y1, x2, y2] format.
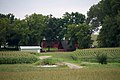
[0, 48, 120, 80]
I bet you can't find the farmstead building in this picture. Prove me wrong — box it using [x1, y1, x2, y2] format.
[41, 40, 78, 51]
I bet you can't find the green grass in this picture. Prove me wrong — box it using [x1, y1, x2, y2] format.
[39, 58, 60, 65]
[42, 48, 58, 51]
[91, 34, 98, 47]
[39, 52, 74, 63]
[39, 48, 120, 63]
[0, 51, 39, 64]
[0, 64, 120, 80]
[73, 48, 120, 62]
[0, 48, 120, 80]
[80, 62, 120, 68]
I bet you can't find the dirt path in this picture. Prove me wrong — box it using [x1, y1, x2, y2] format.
[39, 56, 52, 59]
[63, 62, 83, 69]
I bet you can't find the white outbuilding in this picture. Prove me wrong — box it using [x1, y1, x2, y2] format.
[19, 46, 41, 53]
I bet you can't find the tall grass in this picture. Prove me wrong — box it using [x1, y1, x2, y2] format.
[0, 67, 119, 80]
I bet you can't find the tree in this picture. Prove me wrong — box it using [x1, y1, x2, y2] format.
[6, 19, 21, 49]
[44, 15, 60, 51]
[0, 18, 10, 49]
[97, 16, 117, 47]
[63, 12, 92, 49]
[25, 13, 47, 46]
[67, 24, 92, 49]
[44, 12, 86, 51]
[116, 12, 120, 46]
[0, 13, 16, 49]
[87, 0, 120, 47]
[63, 12, 86, 40]
[76, 24, 92, 48]
[17, 20, 29, 45]
[63, 12, 85, 25]
[9, 19, 29, 48]
[86, 2, 104, 31]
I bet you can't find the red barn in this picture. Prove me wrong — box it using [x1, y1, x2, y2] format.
[41, 40, 78, 51]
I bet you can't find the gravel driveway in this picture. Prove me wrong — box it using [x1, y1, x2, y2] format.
[63, 62, 83, 69]
[39, 56, 52, 59]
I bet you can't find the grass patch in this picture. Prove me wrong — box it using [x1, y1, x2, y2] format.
[39, 48, 120, 63]
[40, 58, 58, 65]
[80, 62, 120, 68]
[0, 64, 120, 80]
[0, 51, 39, 64]
[73, 48, 120, 63]
[91, 34, 98, 47]
[0, 48, 120, 80]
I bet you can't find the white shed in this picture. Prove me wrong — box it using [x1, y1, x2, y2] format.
[19, 46, 41, 53]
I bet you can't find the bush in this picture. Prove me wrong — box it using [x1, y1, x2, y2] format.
[40, 58, 57, 65]
[96, 53, 108, 64]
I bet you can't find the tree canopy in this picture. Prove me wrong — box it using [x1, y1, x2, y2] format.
[0, 12, 92, 50]
[1, 0, 120, 50]
[24, 13, 47, 45]
[87, 0, 120, 47]
[67, 24, 92, 49]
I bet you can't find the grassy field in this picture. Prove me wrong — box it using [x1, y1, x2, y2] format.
[0, 51, 39, 64]
[0, 64, 119, 80]
[91, 34, 98, 47]
[0, 48, 120, 80]
[39, 48, 120, 63]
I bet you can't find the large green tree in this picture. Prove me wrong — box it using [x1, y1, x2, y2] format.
[0, 18, 10, 49]
[25, 13, 47, 45]
[87, 0, 120, 47]
[63, 12, 92, 49]
[67, 24, 92, 49]
[11, 19, 28, 47]
[0, 13, 17, 49]
[63, 12, 86, 39]
[44, 15, 61, 51]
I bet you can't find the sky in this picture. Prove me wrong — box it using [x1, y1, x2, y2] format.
[0, 0, 100, 19]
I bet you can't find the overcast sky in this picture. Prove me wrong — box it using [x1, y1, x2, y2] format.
[0, 0, 100, 19]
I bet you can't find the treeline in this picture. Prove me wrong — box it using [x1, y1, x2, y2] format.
[0, 12, 92, 50]
[0, 0, 120, 50]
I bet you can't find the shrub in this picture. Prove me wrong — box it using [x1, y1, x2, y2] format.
[40, 58, 56, 65]
[96, 53, 108, 64]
